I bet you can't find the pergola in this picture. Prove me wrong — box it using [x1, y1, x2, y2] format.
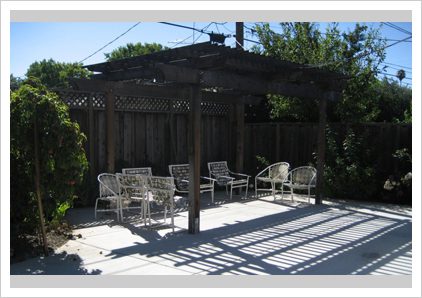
[71, 41, 346, 234]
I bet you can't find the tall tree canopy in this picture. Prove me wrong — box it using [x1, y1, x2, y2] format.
[25, 59, 91, 89]
[104, 42, 168, 61]
[252, 22, 391, 123]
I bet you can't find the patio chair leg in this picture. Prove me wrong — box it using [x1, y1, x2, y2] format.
[230, 185, 233, 200]
[291, 188, 294, 201]
[308, 187, 311, 203]
[119, 198, 124, 222]
[164, 206, 167, 223]
[211, 189, 214, 203]
[94, 199, 98, 219]
[171, 203, 174, 233]
[281, 185, 284, 200]
[272, 182, 276, 200]
[245, 184, 248, 199]
[255, 179, 257, 198]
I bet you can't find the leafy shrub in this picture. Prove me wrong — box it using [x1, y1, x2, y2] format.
[383, 148, 412, 204]
[10, 78, 88, 246]
[322, 126, 377, 200]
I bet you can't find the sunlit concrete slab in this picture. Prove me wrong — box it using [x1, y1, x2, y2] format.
[11, 192, 412, 275]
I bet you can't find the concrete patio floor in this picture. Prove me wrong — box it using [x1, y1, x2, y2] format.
[11, 192, 412, 275]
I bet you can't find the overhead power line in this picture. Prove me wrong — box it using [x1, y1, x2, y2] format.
[380, 71, 412, 81]
[160, 22, 205, 34]
[382, 61, 412, 71]
[383, 36, 412, 49]
[382, 64, 412, 73]
[382, 22, 412, 35]
[79, 22, 141, 64]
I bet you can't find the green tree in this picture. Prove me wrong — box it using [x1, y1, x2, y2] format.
[396, 69, 406, 86]
[373, 77, 412, 122]
[10, 74, 23, 91]
[253, 22, 387, 122]
[104, 42, 168, 61]
[25, 59, 91, 89]
[11, 78, 88, 251]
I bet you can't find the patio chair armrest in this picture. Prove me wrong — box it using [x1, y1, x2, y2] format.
[201, 176, 217, 182]
[218, 175, 235, 181]
[229, 171, 250, 178]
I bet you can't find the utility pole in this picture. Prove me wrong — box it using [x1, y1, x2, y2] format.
[236, 22, 244, 49]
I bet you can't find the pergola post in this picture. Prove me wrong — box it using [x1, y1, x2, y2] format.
[235, 102, 245, 175]
[315, 96, 327, 205]
[105, 87, 115, 173]
[88, 95, 96, 201]
[188, 84, 201, 234]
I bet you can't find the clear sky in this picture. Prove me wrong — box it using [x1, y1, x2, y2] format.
[10, 22, 412, 87]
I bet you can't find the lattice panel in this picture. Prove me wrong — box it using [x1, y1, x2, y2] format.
[58, 91, 105, 110]
[172, 99, 190, 113]
[58, 91, 89, 109]
[91, 93, 106, 109]
[201, 101, 230, 116]
[115, 96, 171, 112]
[58, 91, 230, 116]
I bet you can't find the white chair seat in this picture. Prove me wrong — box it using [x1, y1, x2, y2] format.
[255, 162, 290, 200]
[208, 161, 250, 200]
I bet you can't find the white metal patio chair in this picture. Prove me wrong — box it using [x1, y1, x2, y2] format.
[95, 173, 123, 221]
[122, 167, 152, 176]
[208, 161, 250, 200]
[145, 176, 177, 232]
[116, 173, 151, 225]
[169, 164, 216, 203]
[283, 166, 317, 203]
[255, 162, 290, 200]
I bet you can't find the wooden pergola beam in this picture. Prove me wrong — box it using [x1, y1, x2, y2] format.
[87, 63, 341, 100]
[69, 78, 264, 105]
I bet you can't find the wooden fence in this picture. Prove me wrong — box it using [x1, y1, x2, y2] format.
[62, 93, 411, 204]
[244, 122, 412, 178]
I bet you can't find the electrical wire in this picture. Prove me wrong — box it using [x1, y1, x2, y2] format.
[382, 64, 412, 73]
[382, 61, 412, 71]
[79, 22, 141, 63]
[382, 22, 412, 35]
[380, 71, 412, 81]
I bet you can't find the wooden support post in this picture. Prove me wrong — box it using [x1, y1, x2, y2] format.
[33, 107, 48, 256]
[315, 97, 327, 205]
[188, 85, 201, 234]
[88, 96, 96, 200]
[235, 103, 245, 175]
[106, 88, 115, 173]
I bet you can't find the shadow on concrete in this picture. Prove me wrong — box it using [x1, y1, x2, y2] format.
[10, 251, 102, 275]
[101, 202, 412, 275]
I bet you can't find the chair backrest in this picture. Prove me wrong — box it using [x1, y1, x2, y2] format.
[145, 176, 175, 206]
[269, 162, 290, 180]
[208, 161, 230, 178]
[98, 173, 120, 197]
[168, 164, 190, 192]
[122, 167, 152, 176]
[116, 173, 144, 187]
[291, 166, 317, 185]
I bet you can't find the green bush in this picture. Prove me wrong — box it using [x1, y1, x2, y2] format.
[10, 78, 88, 245]
[322, 126, 377, 200]
[383, 148, 412, 204]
